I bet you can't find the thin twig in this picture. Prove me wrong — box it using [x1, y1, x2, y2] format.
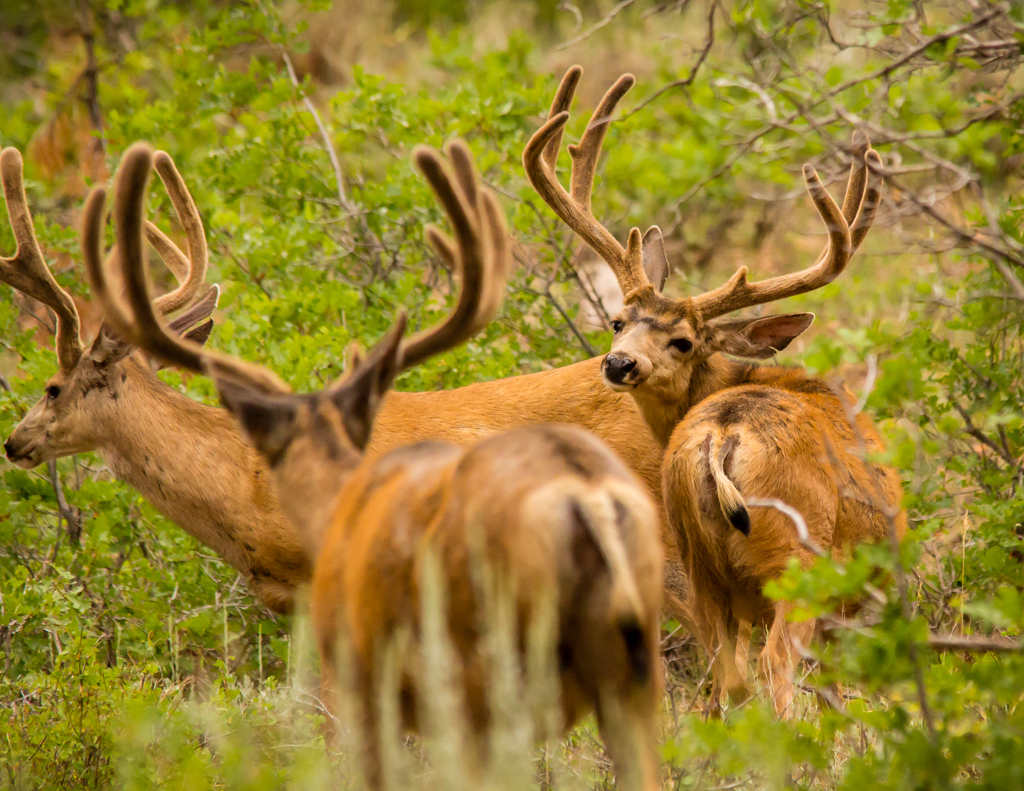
[78, 0, 106, 166]
[952, 399, 1019, 468]
[281, 50, 350, 213]
[542, 283, 599, 357]
[622, 1, 716, 120]
[853, 353, 878, 415]
[280, 49, 384, 265]
[927, 633, 1020, 653]
[746, 497, 825, 556]
[48, 460, 82, 547]
[557, 0, 640, 50]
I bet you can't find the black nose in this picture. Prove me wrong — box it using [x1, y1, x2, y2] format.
[603, 354, 637, 383]
[4, 440, 16, 460]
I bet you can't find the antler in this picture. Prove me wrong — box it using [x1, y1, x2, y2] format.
[83, 143, 284, 393]
[689, 137, 883, 321]
[87, 139, 509, 396]
[399, 139, 510, 371]
[144, 151, 210, 315]
[1, 148, 83, 373]
[523, 66, 650, 297]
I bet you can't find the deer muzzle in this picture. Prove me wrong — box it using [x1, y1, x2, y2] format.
[602, 353, 640, 388]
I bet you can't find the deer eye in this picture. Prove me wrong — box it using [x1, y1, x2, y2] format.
[46, 385, 62, 400]
[668, 338, 693, 354]
[610, 320, 624, 333]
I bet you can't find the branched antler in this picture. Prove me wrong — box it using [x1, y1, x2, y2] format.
[1, 148, 83, 373]
[525, 68, 885, 319]
[523, 66, 650, 297]
[86, 139, 510, 397]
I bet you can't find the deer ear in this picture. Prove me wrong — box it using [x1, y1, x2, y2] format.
[88, 325, 132, 366]
[150, 320, 215, 372]
[329, 318, 406, 450]
[183, 318, 214, 348]
[216, 380, 299, 466]
[708, 313, 815, 360]
[641, 226, 670, 292]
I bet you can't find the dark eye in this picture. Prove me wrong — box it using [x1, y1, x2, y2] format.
[46, 385, 61, 400]
[668, 338, 693, 354]
[610, 320, 624, 333]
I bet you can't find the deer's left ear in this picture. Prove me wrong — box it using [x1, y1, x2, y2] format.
[216, 380, 300, 466]
[88, 325, 132, 366]
[641, 226, 670, 292]
[707, 313, 815, 359]
[329, 317, 406, 450]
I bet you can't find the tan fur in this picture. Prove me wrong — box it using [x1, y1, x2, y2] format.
[314, 426, 664, 791]
[106, 141, 665, 790]
[663, 373, 906, 715]
[370, 357, 686, 614]
[6, 355, 308, 612]
[524, 69, 903, 715]
[605, 205, 903, 718]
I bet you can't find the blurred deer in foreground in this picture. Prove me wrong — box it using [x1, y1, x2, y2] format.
[525, 66, 906, 716]
[0, 147, 310, 611]
[91, 141, 665, 791]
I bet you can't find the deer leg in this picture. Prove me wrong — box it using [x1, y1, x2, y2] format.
[596, 684, 661, 791]
[718, 614, 749, 706]
[733, 616, 753, 689]
[759, 601, 816, 718]
[317, 661, 341, 750]
[689, 590, 746, 715]
[704, 612, 747, 713]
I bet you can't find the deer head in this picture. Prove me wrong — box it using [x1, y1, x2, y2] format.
[524, 67, 883, 443]
[2, 147, 218, 468]
[85, 140, 509, 546]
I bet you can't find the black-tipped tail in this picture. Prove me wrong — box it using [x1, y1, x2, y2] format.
[619, 616, 650, 683]
[727, 506, 751, 536]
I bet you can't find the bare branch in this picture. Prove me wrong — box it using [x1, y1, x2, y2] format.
[558, 0, 640, 50]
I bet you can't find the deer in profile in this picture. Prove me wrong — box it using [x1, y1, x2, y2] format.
[90, 140, 665, 791]
[524, 66, 906, 715]
[0, 147, 310, 612]
[2, 145, 691, 620]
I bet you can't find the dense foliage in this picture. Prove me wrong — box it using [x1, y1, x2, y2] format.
[1, 0, 1022, 788]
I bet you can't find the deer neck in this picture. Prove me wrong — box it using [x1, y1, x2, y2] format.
[95, 356, 270, 570]
[632, 355, 757, 447]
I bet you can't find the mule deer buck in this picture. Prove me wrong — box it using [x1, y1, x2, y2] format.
[1, 146, 688, 620]
[0, 146, 312, 612]
[91, 140, 665, 791]
[525, 66, 906, 715]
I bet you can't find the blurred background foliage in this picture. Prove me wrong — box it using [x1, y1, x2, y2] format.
[0, 0, 1022, 788]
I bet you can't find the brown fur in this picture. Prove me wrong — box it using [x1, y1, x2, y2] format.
[600, 192, 903, 717]
[314, 425, 664, 791]
[523, 69, 902, 714]
[5, 354, 309, 612]
[103, 141, 665, 790]
[663, 368, 906, 715]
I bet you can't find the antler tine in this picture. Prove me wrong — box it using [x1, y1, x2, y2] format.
[835, 132, 884, 256]
[541, 65, 582, 171]
[852, 149, 883, 254]
[841, 132, 870, 227]
[398, 140, 509, 372]
[146, 150, 210, 315]
[1, 147, 84, 373]
[568, 73, 635, 214]
[86, 142, 287, 394]
[691, 163, 853, 321]
[523, 68, 648, 297]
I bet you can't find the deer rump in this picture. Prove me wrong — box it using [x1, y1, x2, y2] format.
[312, 424, 664, 745]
